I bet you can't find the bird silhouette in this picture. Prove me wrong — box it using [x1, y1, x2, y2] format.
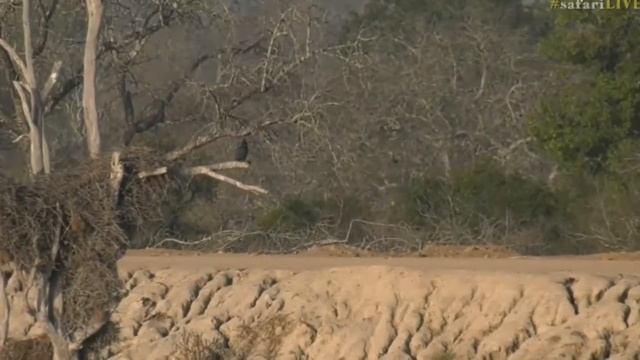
[235, 138, 249, 162]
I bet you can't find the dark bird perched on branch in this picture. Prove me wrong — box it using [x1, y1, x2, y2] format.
[235, 138, 249, 162]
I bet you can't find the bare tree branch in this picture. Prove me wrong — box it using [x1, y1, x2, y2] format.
[138, 160, 262, 194]
[21, 0, 36, 87]
[110, 151, 124, 204]
[163, 38, 356, 161]
[12, 82, 32, 127]
[123, 37, 266, 145]
[205, 161, 250, 171]
[46, 3, 174, 115]
[119, 74, 134, 127]
[165, 119, 282, 161]
[33, 0, 60, 58]
[136, 166, 169, 179]
[0, 39, 29, 82]
[1, 0, 56, 175]
[12, 80, 49, 174]
[0, 46, 29, 139]
[137, 161, 250, 178]
[42, 60, 62, 101]
[185, 166, 268, 194]
[45, 73, 81, 114]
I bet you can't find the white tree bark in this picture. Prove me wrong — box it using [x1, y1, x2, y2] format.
[20, 0, 50, 175]
[11, 81, 46, 175]
[0, 271, 9, 351]
[0, 0, 60, 175]
[82, 0, 104, 159]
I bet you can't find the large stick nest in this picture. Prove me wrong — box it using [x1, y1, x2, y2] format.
[0, 147, 179, 335]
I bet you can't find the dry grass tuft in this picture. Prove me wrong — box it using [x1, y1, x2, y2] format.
[1, 336, 53, 360]
[175, 315, 294, 360]
[236, 314, 294, 359]
[175, 331, 234, 360]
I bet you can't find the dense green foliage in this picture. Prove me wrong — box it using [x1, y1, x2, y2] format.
[530, 11, 640, 174]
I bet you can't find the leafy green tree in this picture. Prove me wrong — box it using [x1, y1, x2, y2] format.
[529, 11, 640, 174]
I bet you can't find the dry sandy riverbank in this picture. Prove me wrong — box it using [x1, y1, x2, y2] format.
[114, 250, 640, 359]
[4, 249, 640, 359]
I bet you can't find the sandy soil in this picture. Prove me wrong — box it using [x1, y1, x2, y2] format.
[4, 249, 640, 359]
[114, 250, 639, 360]
[120, 248, 640, 276]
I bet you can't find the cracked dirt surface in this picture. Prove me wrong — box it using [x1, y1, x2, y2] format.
[4, 251, 640, 359]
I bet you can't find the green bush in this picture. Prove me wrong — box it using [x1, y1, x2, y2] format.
[452, 161, 559, 226]
[400, 161, 562, 242]
[257, 197, 322, 232]
[257, 195, 368, 235]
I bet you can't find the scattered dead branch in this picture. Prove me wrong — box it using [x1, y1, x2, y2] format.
[185, 166, 267, 195]
[137, 159, 260, 195]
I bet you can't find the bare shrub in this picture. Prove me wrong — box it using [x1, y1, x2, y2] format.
[175, 331, 234, 360]
[1, 336, 53, 360]
[235, 314, 294, 360]
[0, 149, 176, 358]
[433, 349, 457, 360]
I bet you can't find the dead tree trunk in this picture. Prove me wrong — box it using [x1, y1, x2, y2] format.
[0, 269, 9, 351]
[82, 0, 103, 159]
[19, 0, 47, 174]
[0, 0, 61, 176]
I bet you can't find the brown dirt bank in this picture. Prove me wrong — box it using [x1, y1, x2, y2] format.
[3, 250, 639, 359]
[109, 250, 640, 359]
